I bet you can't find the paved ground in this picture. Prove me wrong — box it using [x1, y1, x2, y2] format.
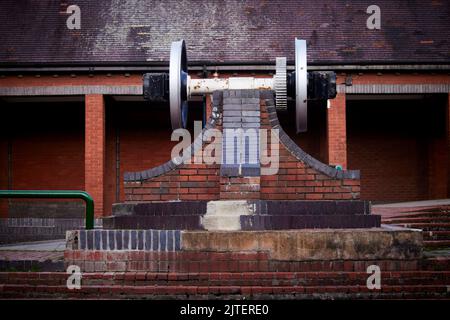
[0, 239, 65, 268]
[0, 239, 65, 252]
[0, 250, 63, 262]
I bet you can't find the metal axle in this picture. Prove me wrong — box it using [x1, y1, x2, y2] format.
[142, 39, 336, 133]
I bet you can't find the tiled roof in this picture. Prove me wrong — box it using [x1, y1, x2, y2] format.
[0, 0, 449, 66]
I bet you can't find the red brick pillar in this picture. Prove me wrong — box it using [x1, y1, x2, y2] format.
[0, 140, 8, 217]
[447, 93, 450, 198]
[327, 93, 347, 169]
[85, 94, 105, 217]
[206, 94, 212, 119]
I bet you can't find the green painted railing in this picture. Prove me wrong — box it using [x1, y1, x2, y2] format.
[0, 190, 94, 229]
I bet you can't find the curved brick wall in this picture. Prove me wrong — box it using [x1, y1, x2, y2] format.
[123, 92, 223, 202]
[260, 93, 360, 200]
[123, 90, 360, 202]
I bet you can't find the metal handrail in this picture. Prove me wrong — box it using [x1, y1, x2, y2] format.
[0, 190, 94, 229]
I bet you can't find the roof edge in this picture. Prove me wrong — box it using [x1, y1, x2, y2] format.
[1, 64, 450, 73]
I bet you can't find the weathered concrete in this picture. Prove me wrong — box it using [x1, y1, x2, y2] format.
[201, 200, 256, 231]
[181, 225, 423, 261]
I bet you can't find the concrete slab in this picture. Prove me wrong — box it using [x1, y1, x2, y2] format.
[181, 225, 423, 261]
[201, 200, 256, 231]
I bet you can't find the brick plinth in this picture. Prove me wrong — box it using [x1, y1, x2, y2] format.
[124, 90, 360, 201]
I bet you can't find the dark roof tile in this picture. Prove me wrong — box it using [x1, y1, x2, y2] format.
[0, 0, 448, 65]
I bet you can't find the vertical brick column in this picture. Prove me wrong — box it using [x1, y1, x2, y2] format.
[327, 93, 347, 169]
[447, 93, 450, 198]
[206, 94, 212, 119]
[85, 94, 105, 217]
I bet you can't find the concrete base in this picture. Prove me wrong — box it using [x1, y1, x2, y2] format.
[182, 225, 423, 261]
[201, 200, 256, 231]
[66, 225, 422, 262]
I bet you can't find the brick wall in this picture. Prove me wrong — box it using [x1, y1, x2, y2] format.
[0, 101, 85, 217]
[347, 96, 448, 202]
[104, 100, 180, 213]
[277, 100, 328, 164]
[125, 164, 220, 202]
[220, 177, 260, 200]
[260, 96, 359, 200]
[1, 73, 448, 215]
[428, 137, 448, 199]
[123, 93, 222, 202]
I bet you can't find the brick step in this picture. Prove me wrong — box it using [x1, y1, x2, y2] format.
[1, 284, 449, 299]
[422, 257, 450, 271]
[383, 217, 450, 224]
[240, 214, 380, 230]
[1, 271, 449, 287]
[103, 215, 202, 230]
[423, 240, 450, 248]
[423, 231, 450, 240]
[65, 250, 422, 272]
[104, 214, 382, 230]
[112, 201, 371, 217]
